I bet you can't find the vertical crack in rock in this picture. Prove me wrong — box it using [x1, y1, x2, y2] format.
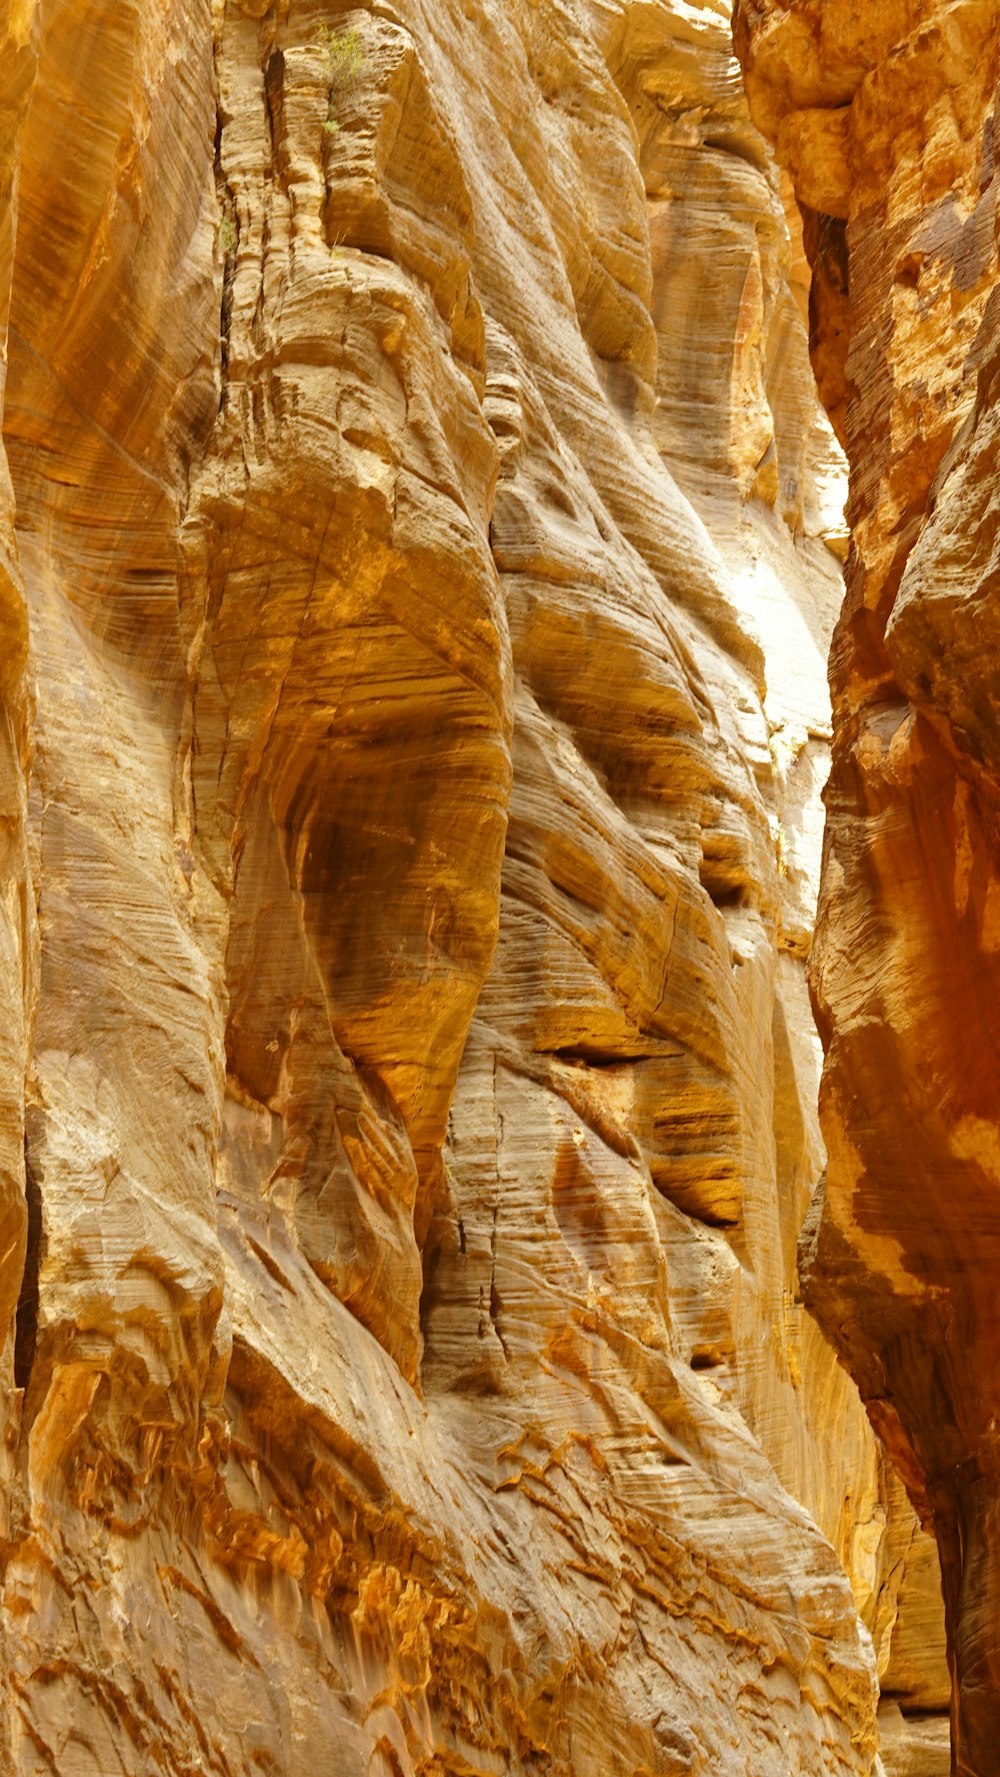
[214, 105, 237, 414]
[12, 1133, 40, 1394]
[263, 49, 287, 188]
[487, 1197, 509, 1363]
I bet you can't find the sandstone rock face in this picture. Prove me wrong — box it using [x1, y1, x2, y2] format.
[0, 0, 940, 1772]
[735, 1, 1000, 1770]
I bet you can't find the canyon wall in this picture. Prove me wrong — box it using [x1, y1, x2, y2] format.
[0, 0, 949, 1772]
[735, 2, 1000, 1773]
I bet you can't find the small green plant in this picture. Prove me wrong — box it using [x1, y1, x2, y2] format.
[318, 22, 365, 134]
[218, 213, 237, 254]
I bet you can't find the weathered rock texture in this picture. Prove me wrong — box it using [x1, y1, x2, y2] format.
[735, 1, 1000, 1771]
[0, 0, 944, 1772]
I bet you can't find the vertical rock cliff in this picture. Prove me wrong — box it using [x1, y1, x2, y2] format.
[736, 2, 1000, 1772]
[0, 0, 947, 1772]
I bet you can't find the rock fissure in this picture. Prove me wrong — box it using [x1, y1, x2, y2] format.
[11, 1137, 39, 1397]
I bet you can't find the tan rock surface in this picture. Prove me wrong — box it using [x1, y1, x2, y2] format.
[877, 1702, 950, 1777]
[0, 0, 940, 1772]
[736, 0, 1000, 1769]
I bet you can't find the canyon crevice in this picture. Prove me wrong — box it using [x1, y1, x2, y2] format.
[735, 3, 1000, 1773]
[0, 0, 977, 1772]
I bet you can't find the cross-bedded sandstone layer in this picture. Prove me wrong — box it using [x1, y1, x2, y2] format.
[0, 1, 942, 1772]
[735, 1, 1000, 1771]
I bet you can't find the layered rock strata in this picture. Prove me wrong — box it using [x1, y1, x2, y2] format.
[735, 1, 1000, 1771]
[0, 0, 940, 1771]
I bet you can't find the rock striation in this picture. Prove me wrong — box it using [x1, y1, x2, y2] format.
[0, 0, 948, 1772]
[735, 1, 1000, 1771]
